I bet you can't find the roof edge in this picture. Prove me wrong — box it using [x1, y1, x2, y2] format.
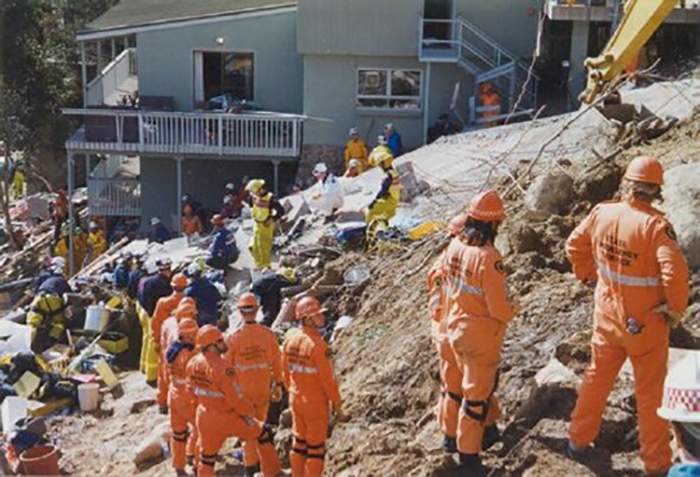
[77, 3, 297, 41]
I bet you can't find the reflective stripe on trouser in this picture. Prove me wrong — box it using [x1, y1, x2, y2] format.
[136, 302, 159, 382]
[290, 399, 329, 477]
[242, 399, 271, 468]
[439, 334, 463, 439]
[252, 220, 274, 269]
[169, 399, 197, 471]
[569, 309, 671, 474]
[365, 197, 398, 225]
[449, 316, 505, 455]
[196, 406, 279, 477]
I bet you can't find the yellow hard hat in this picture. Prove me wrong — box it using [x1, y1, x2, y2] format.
[277, 267, 297, 283]
[369, 150, 393, 168]
[246, 179, 265, 194]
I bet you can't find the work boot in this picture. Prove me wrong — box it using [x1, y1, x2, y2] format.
[482, 425, 501, 450]
[442, 436, 457, 454]
[244, 463, 261, 477]
[146, 379, 157, 388]
[458, 453, 486, 477]
[565, 441, 586, 461]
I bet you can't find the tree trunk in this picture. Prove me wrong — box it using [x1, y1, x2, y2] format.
[1, 142, 19, 250]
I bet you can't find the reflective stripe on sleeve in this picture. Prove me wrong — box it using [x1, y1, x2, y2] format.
[288, 363, 319, 374]
[447, 276, 484, 296]
[172, 378, 187, 387]
[235, 362, 270, 372]
[194, 387, 225, 398]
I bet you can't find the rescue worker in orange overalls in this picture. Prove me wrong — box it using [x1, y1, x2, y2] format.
[167, 318, 199, 475]
[152, 273, 188, 414]
[429, 213, 469, 454]
[480, 82, 501, 128]
[162, 301, 197, 359]
[225, 293, 284, 477]
[442, 190, 514, 474]
[186, 325, 281, 477]
[565, 156, 690, 475]
[282, 296, 349, 477]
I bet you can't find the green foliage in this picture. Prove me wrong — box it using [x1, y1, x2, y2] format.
[0, 0, 118, 155]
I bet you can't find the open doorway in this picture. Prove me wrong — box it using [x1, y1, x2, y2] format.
[423, 0, 455, 45]
[194, 51, 255, 109]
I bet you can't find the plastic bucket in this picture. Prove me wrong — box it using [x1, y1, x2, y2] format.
[85, 305, 110, 332]
[20, 444, 60, 475]
[77, 383, 100, 411]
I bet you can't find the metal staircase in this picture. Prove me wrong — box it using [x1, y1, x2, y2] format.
[420, 16, 539, 125]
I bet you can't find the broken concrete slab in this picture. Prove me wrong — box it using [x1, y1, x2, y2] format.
[660, 163, 700, 269]
[524, 173, 574, 217]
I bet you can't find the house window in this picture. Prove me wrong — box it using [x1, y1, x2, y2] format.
[202, 52, 254, 103]
[357, 68, 422, 110]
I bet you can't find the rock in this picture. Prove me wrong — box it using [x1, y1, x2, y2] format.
[133, 421, 171, 468]
[575, 162, 622, 206]
[661, 163, 700, 269]
[524, 173, 574, 217]
[396, 162, 429, 203]
[535, 358, 579, 387]
[514, 359, 580, 424]
[281, 195, 312, 224]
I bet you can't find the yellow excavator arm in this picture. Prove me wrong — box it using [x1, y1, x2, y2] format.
[581, 0, 679, 104]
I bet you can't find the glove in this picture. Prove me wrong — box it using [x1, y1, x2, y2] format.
[654, 304, 683, 328]
[311, 193, 321, 200]
[270, 384, 283, 403]
[334, 403, 350, 423]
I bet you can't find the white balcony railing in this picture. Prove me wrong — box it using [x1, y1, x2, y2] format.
[63, 108, 304, 158]
[87, 178, 141, 217]
[86, 48, 138, 106]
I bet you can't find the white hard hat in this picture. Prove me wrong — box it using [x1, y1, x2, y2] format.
[157, 257, 172, 269]
[51, 256, 66, 269]
[348, 159, 360, 168]
[378, 135, 388, 145]
[225, 182, 235, 190]
[313, 163, 328, 175]
[349, 127, 358, 136]
[658, 351, 700, 423]
[223, 195, 233, 204]
[145, 261, 159, 274]
[150, 217, 161, 226]
[187, 262, 202, 276]
[89, 221, 98, 229]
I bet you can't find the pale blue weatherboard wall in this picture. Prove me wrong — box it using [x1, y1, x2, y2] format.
[137, 10, 303, 113]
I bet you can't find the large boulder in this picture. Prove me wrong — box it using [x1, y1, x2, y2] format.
[661, 163, 700, 269]
[524, 173, 574, 218]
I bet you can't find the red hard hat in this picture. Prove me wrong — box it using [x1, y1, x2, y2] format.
[447, 213, 468, 236]
[467, 191, 506, 222]
[175, 304, 196, 321]
[178, 318, 199, 341]
[196, 325, 224, 348]
[295, 296, 324, 320]
[211, 214, 225, 227]
[237, 292, 259, 310]
[624, 156, 664, 185]
[171, 273, 188, 289]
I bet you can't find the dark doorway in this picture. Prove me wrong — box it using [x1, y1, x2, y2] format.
[423, 0, 454, 44]
[202, 52, 255, 103]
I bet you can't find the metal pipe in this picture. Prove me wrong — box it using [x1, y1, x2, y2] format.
[80, 42, 87, 107]
[67, 153, 75, 277]
[423, 62, 432, 145]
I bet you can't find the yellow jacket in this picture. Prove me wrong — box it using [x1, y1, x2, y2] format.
[345, 139, 368, 170]
[87, 230, 107, 261]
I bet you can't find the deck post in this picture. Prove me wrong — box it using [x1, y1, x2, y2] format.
[176, 156, 183, 235]
[272, 159, 280, 197]
[67, 152, 75, 277]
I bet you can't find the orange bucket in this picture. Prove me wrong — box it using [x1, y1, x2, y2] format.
[19, 445, 60, 475]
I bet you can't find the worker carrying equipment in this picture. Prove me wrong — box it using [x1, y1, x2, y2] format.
[282, 296, 347, 477]
[167, 318, 199, 474]
[152, 273, 188, 414]
[565, 156, 690, 475]
[441, 190, 512, 474]
[365, 150, 401, 226]
[186, 325, 281, 477]
[225, 293, 283, 476]
[246, 179, 286, 270]
[657, 351, 700, 476]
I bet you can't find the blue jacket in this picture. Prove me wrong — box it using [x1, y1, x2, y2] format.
[669, 464, 700, 477]
[127, 269, 143, 299]
[153, 223, 170, 244]
[387, 132, 403, 158]
[210, 228, 234, 258]
[36, 274, 72, 296]
[137, 273, 173, 316]
[113, 263, 130, 290]
[185, 277, 222, 324]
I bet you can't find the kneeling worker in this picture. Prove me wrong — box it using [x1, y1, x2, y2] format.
[187, 325, 281, 477]
[27, 260, 73, 353]
[225, 293, 284, 476]
[283, 296, 348, 477]
[365, 150, 401, 225]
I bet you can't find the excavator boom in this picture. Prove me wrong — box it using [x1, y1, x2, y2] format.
[581, 0, 679, 104]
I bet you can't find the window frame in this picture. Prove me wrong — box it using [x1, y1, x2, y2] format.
[356, 67, 424, 112]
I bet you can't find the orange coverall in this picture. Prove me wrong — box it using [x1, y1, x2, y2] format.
[186, 351, 280, 477]
[152, 292, 184, 409]
[225, 323, 283, 469]
[282, 326, 342, 477]
[442, 237, 513, 455]
[428, 257, 462, 441]
[167, 343, 198, 471]
[566, 198, 689, 474]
